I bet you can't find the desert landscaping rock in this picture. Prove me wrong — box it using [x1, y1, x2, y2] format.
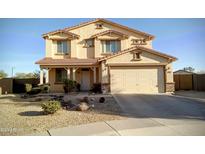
[76, 102, 90, 111]
[0, 94, 124, 135]
[99, 97, 105, 103]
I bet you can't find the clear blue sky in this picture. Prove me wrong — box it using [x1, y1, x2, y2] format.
[0, 18, 205, 76]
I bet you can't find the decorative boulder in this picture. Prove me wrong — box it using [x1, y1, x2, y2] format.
[76, 102, 90, 111]
[99, 97, 105, 103]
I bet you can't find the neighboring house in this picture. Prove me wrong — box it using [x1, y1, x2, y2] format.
[36, 18, 177, 93]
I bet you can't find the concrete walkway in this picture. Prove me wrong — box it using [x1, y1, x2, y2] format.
[31, 117, 205, 136]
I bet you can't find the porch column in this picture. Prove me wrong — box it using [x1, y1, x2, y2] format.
[93, 67, 96, 83]
[66, 68, 71, 79]
[73, 68, 76, 81]
[98, 66, 101, 82]
[40, 69, 44, 84]
[45, 69, 50, 83]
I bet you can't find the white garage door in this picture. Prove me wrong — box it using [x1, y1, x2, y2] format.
[110, 67, 164, 93]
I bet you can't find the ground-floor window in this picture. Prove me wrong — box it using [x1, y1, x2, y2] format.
[55, 68, 67, 82]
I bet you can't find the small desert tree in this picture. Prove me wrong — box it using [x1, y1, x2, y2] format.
[183, 67, 195, 73]
[0, 70, 8, 79]
[15, 72, 35, 78]
[32, 70, 46, 79]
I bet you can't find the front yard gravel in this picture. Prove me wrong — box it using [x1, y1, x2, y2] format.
[0, 94, 124, 135]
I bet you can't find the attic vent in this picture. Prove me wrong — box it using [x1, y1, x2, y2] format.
[96, 23, 103, 29]
[131, 51, 142, 61]
[131, 39, 147, 45]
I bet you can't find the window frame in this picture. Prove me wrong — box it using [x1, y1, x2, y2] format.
[56, 40, 70, 54]
[55, 68, 67, 83]
[102, 40, 121, 53]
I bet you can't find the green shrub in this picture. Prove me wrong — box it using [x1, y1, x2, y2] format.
[25, 84, 32, 92]
[41, 101, 61, 114]
[63, 79, 80, 93]
[27, 87, 41, 95]
[76, 83, 81, 92]
[91, 83, 102, 93]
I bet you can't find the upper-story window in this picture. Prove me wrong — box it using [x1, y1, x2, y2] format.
[102, 40, 121, 53]
[57, 40, 70, 54]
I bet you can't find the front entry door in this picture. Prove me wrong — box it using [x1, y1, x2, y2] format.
[81, 70, 90, 91]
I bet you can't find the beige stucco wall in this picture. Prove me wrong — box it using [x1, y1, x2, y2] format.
[44, 22, 153, 59]
[166, 63, 174, 83]
[101, 61, 109, 84]
[106, 50, 168, 64]
[69, 22, 152, 59]
[45, 39, 52, 57]
[105, 50, 174, 84]
[49, 68, 64, 92]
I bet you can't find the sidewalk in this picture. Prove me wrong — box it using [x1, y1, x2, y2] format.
[30, 117, 205, 136]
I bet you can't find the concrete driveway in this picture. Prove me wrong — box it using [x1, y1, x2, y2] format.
[31, 94, 205, 136]
[113, 94, 205, 135]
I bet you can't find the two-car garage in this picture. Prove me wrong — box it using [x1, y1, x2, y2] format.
[110, 66, 165, 93]
[99, 46, 176, 94]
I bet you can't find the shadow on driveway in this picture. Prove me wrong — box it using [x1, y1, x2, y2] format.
[114, 94, 205, 121]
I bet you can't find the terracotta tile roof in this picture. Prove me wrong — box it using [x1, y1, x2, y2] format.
[98, 46, 177, 62]
[35, 58, 98, 66]
[43, 18, 155, 40]
[90, 30, 128, 38]
[42, 30, 80, 39]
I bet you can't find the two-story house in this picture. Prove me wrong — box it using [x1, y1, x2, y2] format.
[36, 18, 177, 93]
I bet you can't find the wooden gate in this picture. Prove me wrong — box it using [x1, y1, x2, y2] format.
[193, 74, 205, 91]
[174, 74, 193, 90]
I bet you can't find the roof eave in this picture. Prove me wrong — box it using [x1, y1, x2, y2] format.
[98, 46, 177, 62]
[42, 30, 80, 39]
[45, 18, 155, 40]
[97, 19, 155, 40]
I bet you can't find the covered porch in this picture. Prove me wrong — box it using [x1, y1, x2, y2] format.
[36, 58, 101, 92]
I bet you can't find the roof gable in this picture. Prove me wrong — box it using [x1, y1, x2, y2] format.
[42, 19, 155, 40]
[91, 30, 128, 40]
[43, 29, 79, 39]
[98, 46, 177, 62]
